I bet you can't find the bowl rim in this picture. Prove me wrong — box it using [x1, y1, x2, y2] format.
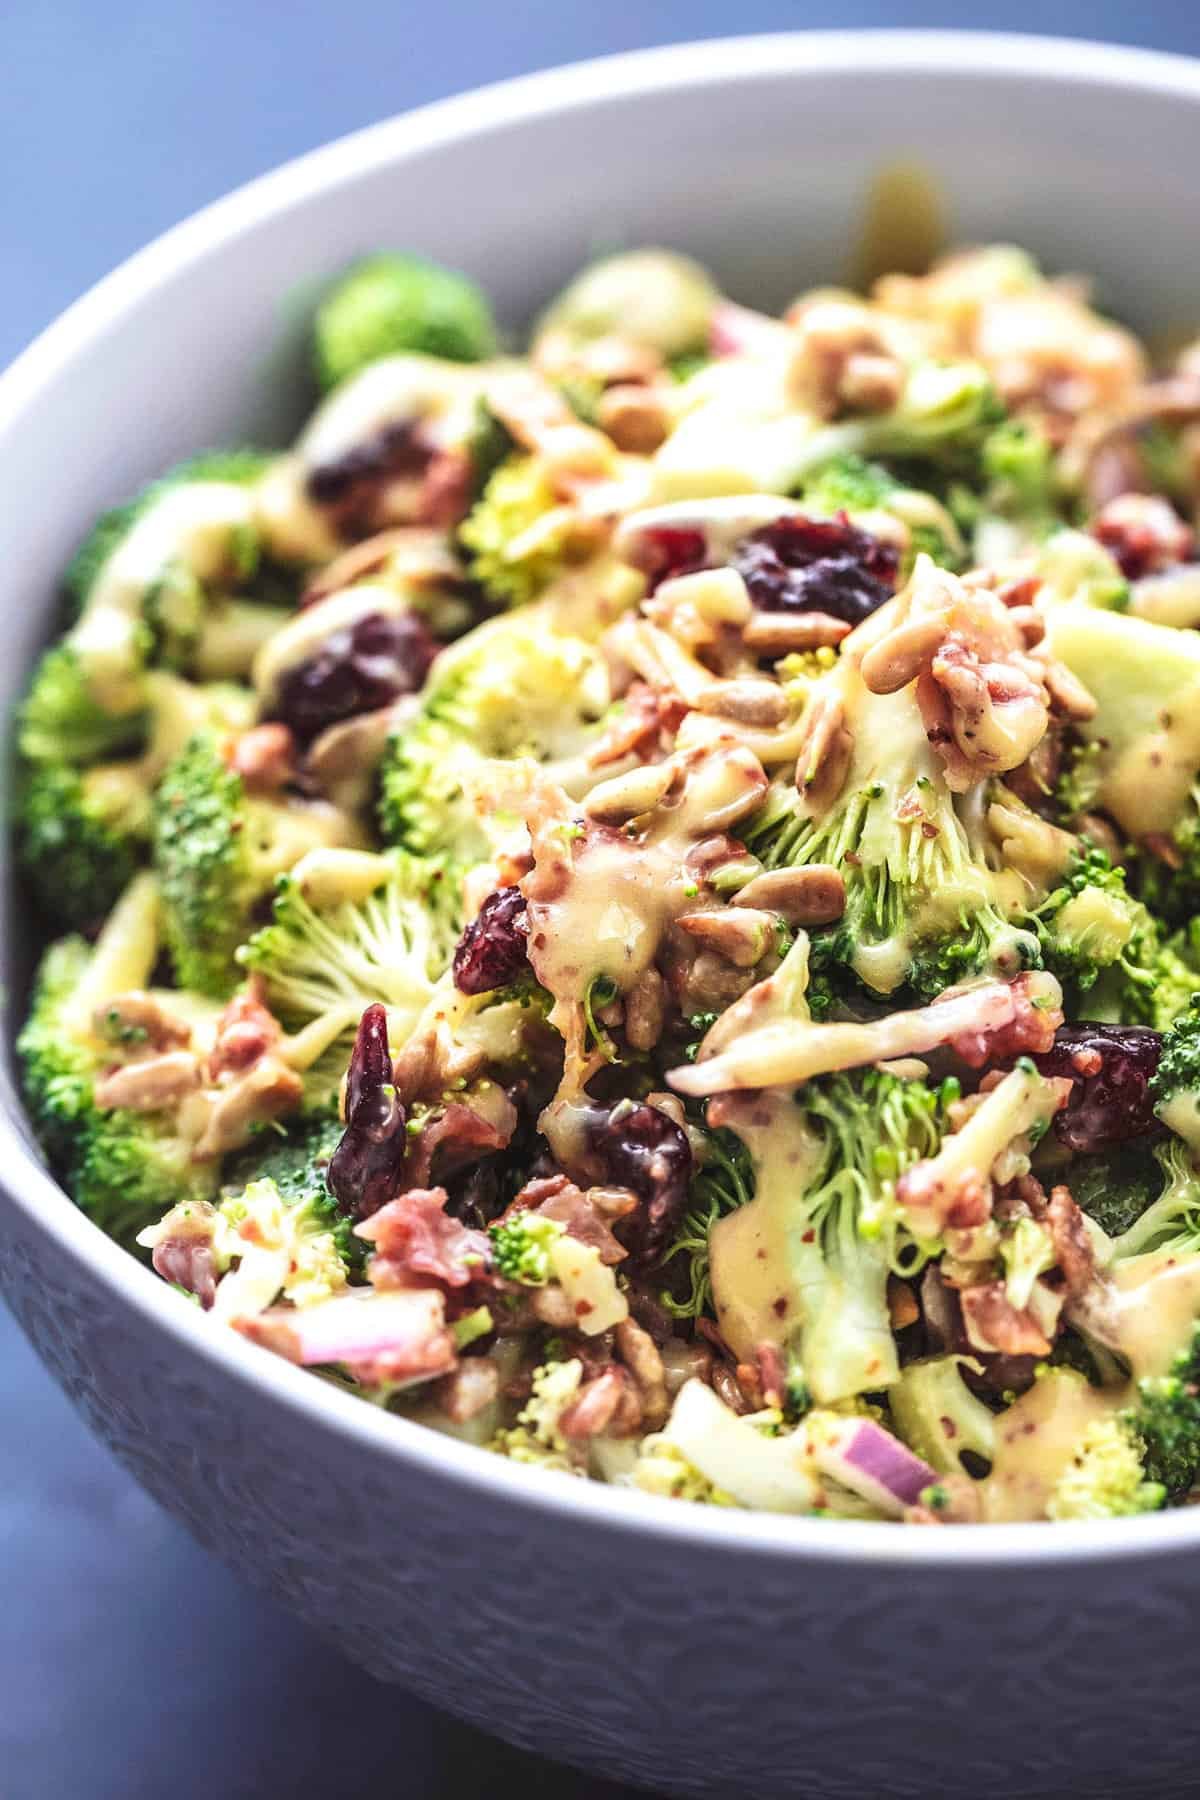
[6, 27, 1200, 1569]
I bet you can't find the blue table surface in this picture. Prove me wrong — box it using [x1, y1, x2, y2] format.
[5, 3, 1200, 1796]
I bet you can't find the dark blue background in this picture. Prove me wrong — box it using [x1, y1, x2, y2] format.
[4, 5, 1200, 1797]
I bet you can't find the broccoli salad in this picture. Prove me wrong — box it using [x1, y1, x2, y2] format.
[18, 240, 1200, 1527]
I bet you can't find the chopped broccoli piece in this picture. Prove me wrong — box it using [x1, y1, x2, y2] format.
[458, 454, 570, 608]
[489, 1211, 565, 1285]
[659, 1128, 753, 1320]
[313, 252, 498, 389]
[1123, 1324, 1200, 1498]
[18, 915, 215, 1244]
[64, 451, 271, 618]
[18, 642, 148, 765]
[1147, 999, 1200, 1155]
[1135, 792, 1200, 929]
[536, 249, 717, 358]
[153, 734, 354, 997]
[1068, 1140, 1166, 1240]
[378, 615, 612, 859]
[889, 1356, 997, 1474]
[493, 1358, 585, 1472]
[239, 848, 462, 1041]
[1108, 1137, 1200, 1261]
[1034, 844, 1152, 1002]
[1047, 1413, 1165, 1519]
[746, 668, 1039, 1000]
[17, 759, 153, 931]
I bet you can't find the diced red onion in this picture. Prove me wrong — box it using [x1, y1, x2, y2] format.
[810, 1418, 936, 1517]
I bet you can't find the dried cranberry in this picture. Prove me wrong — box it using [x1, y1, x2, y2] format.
[1032, 1023, 1163, 1153]
[588, 1100, 693, 1265]
[628, 526, 707, 591]
[452, 887, 530, 995]
[306, 420, 428, 506]
[276, 610, 437, 743]
[731, 512, 899, 624]
[329, 1004, 407, 1218]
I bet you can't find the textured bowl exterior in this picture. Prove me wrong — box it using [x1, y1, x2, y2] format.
[5, 34, 1200, 1796]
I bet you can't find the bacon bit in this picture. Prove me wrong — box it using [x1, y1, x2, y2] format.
[207, 984, 284, 1080]
[229, 722, 298, 795]
[756, 1340, 787, 1410]
[1091, 491, 1194, 580]
[357, 1187, 490, 1292]
[418, 447, 474, 528]
[948, 970, 1063, 1069]
[588, 680, 690, 767]
[559, 1366, 640, 1439]
[1038, 1180, 1096, 1301]
[504, 1173, 635, 1265]
[404, 1091, 518, 1188]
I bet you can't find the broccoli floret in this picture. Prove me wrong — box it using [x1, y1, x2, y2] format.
[1135, 793, 1200, 929]
[1108, 1136, 1200, 1261]
[709, 1070, 953, 1404]
[65, 450, 271, 617]
[535, 249, 717, 358]
[18, 642, 149, 765]
[659, 1128, 753, 1320]
[239, 848, 462, 1043]
[981, 417, 1056, 517]
[153, 734, 355, 998]
[17, 887, 216, 1243]
[458, 454, 571, 608]
[1046, 1413, 1165, 1520]
[378, 616, 613, 859]
[493, 1357, 585, 1472]
[1068, 1140, 1166, 1240]
[313, 252, 498, 389]
[1147, 1000, 1200, 1156]
[1034, 844, 1149, 998]
[889, 1356, 997, 1475]
[17, 759, 153, 931]
[488, 1211, 565, 1285]
[745, 666, 1038, 999]
[222, 1108, 360, 1267]
[1124, 1324, 1200, 1498]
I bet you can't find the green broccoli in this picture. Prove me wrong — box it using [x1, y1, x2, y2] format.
[1046, 1413, 1165, 1520]
[889, 1356, 997, 1475]
[17, 759, 153, 931]
[18, 642, 149, 766]
[745, 667, 1039, 1000]
[153, 733, 357, 998]
[659, 1128, 753, 1320]
[535, 249, 718, 359]
[313, 252, 498, 390]
[1148, 1000, 1200, 1156]
[488, 1211, 566, 1286]
[458, 454, 573, 608]
[17, 880, 216, 1243]
[1067, 1141, 1166, 1240]
[1135, 792, 1200, 929]
[1107, 1136, 1200, 1261]
[23, 454, 277, 769]
[378, 615, 613, 860]
[222, 1110, 358, 1268]
[708, 1069, 954, 1404]
[239, 847, 462, 1044]
[64, 450, 271, 618]
[1123, 1324, 1200, 1498]
[1034, 844, 1152, 1002]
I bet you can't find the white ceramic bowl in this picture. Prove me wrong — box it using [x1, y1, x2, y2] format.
[4, 33, 1200, 1797]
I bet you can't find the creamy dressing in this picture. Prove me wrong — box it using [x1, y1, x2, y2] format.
[982, 1370, 1122, 1523]
[1046, 604, 1200, 836]
[73, 482, 258, 712]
